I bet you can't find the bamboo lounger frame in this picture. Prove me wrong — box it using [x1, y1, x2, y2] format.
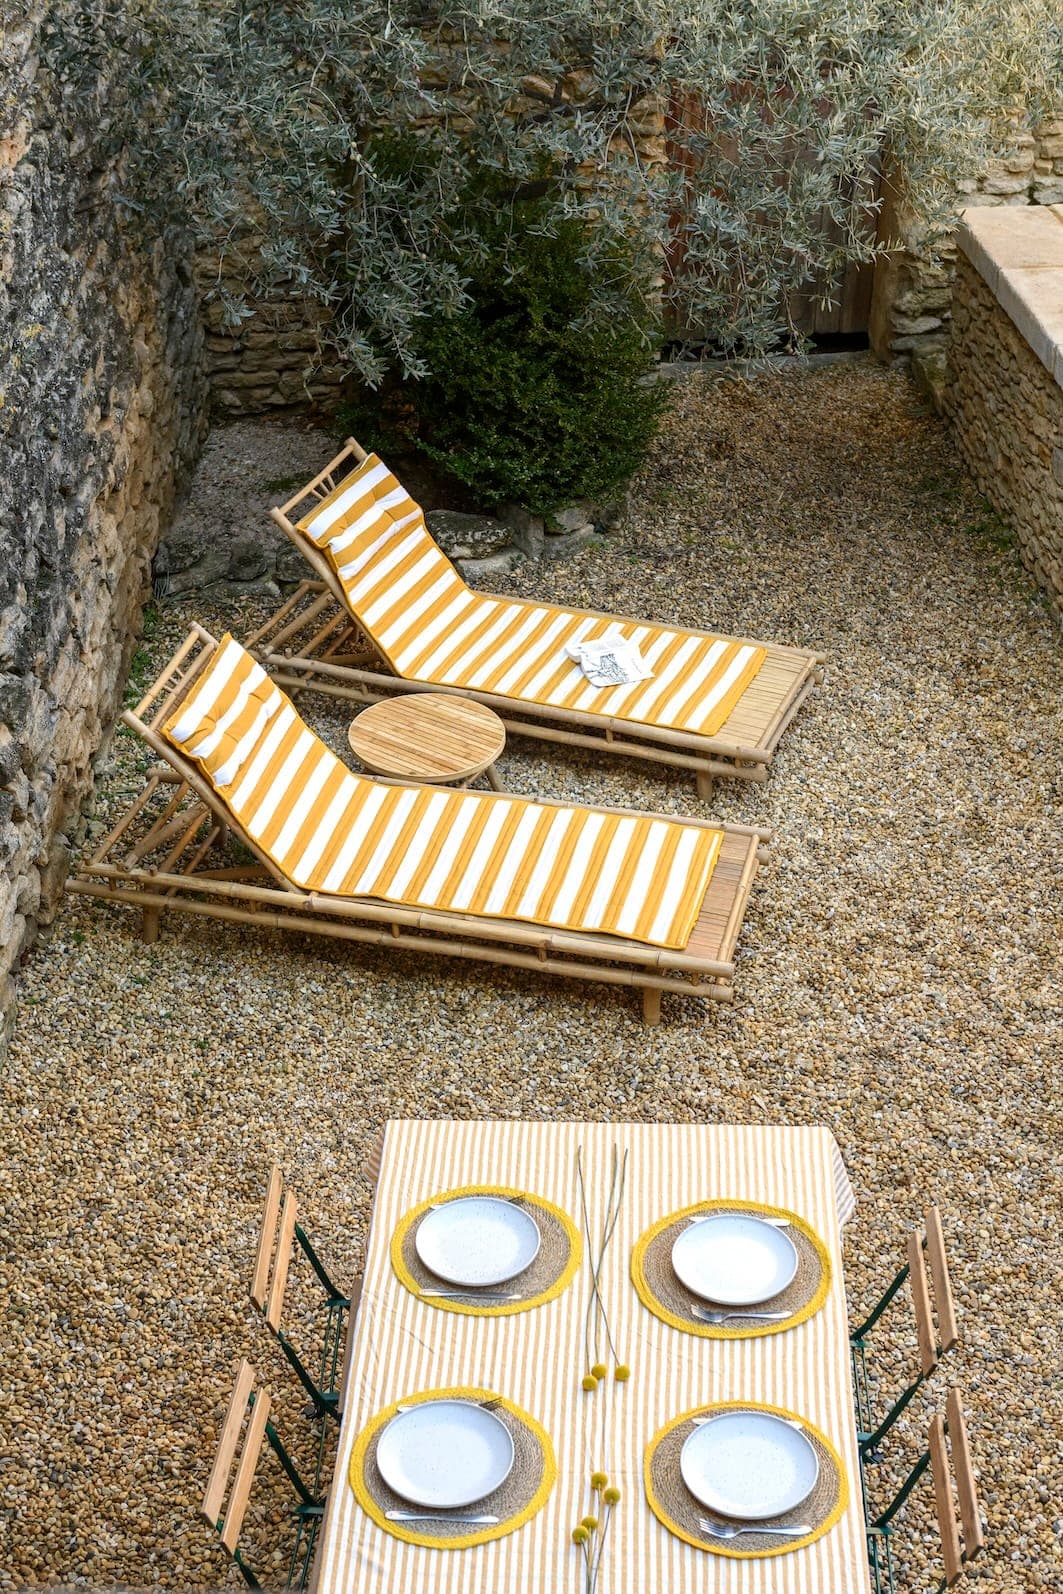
[66, 627, 770, 1023]
[252, 438, 824, 798]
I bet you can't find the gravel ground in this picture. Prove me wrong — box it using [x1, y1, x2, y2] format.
[2, 362, 1061, 1592]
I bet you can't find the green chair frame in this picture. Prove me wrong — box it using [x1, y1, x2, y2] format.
[201, 1358, 326, 1590]
[865, 1388, 984, 1592]
[852, 1206, 958, 1463]
[251, 1165, 353, 1426]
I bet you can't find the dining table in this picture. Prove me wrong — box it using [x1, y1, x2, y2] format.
[312, 1119, 872, 1593]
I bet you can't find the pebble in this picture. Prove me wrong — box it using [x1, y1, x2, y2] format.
[2, 363, 1060, 1590]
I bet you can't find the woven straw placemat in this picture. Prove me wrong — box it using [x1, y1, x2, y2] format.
[390, 1185, 581, 1316]
[631, 1199, 832, 1338]
[349, 1387, 556, 1549]
[644, 1400, 848, 1558]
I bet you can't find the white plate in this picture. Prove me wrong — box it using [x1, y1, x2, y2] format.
[376, 1399, 515, 1508]
[680, 1410, 820, 1520]
[671, 1213, 798, 1305]
[415, 1196, 541, 1287]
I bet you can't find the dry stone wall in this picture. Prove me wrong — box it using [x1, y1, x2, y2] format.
[199, 274, 346, 415]
[947, 208, 1063, 622]
[0, 12, 208, 1015]
[200, 74, 669, 418]
[203, 100, 1063, 413]
[870, 116, 1063, 379]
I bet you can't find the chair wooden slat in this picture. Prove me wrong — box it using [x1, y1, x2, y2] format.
[336, 1281, 362, 1418]
[266, 1190, 298, 1332]
[929, 1412, 963, 1585]
[946, 1388, 985, 1561]
[201, 1359, 255, 1528]
[925, 1206, 959, 1353]
[221, 1387, 271, 1554]
[251, 1165, 283, 1311]
[366, 1128, 385, 1188]
[908, 1228, 937, 1377]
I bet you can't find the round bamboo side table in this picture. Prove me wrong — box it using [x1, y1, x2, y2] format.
[347, 693, 506, 789]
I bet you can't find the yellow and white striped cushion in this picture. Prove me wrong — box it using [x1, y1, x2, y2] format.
[163, 637, 722, 950]
[297, 454, 765, 738]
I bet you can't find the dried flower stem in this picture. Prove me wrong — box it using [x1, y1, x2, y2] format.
[576, 1144, 628, 1382]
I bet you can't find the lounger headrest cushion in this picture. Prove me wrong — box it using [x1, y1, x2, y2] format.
[165, 636, 284, 788]
[297, 452, 423, 555]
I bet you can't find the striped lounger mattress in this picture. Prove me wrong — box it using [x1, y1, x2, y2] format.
[294, 453, 766, 738]
[162, 636, 723, 952]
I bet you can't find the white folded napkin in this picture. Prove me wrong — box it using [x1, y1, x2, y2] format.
[565, 626, 655, 688]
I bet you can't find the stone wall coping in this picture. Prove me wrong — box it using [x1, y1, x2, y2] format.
[956, 204, 1063, 390]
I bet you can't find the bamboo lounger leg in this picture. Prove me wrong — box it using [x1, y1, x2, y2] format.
[140, 905, 161, 944]
[641, 987, 663, 1026]
[696, 770, 715, 801]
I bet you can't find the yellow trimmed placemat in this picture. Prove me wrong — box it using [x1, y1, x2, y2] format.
[349, 1387, 556, 1549]
[644, 1399, 849, 1558]
[631, 1198, 831, 1338]
[391, 1185, 581, 1316]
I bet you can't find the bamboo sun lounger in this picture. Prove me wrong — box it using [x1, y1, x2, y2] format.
[250, 439, 824, 799]
[66, 627, 769, 1023]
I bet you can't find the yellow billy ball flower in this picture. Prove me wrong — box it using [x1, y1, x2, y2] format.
[591, 1362, 607, 1379]
[614, 1364, 631, 1382]
[603, 1486, 621, 1505]
[572, 1526, 589, 1545]
[581, 1515, 599, 1531]
[582, 1373, 598, 1392]
[590, 1471, 608, 1490]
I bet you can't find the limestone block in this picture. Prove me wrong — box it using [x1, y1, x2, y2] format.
[455, 549, 526, 583]
[426, 510, 513, 562]
[227, 538, 271, 581]
[497, 505, 546, 561]
[542, 527, 594, 562]
[890, 332, 947, 353]
[275, 542, 314, 584]
[994, 268, 1063, 379]
[894, 285, 953, 316]
[981, 172, 1032, 196]
[890, 313, 943, 337]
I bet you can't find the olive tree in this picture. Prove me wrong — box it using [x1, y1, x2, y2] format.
[38, 0, 1063, 377]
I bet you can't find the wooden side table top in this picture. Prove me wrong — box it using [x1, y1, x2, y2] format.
[347, 692, 506, 786]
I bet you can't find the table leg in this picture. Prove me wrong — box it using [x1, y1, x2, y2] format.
[486, 764, 505, 792]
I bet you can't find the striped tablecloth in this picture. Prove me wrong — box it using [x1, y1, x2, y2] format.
[314, 1121, 869, 1593]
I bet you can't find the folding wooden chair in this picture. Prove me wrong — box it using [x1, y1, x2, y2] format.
[851, 1206, 959, 1460]
[333, 1128, 383, 1418]
[200, 1358, 325, 1590]
[866, 1388, 985, 1592]
[251, 1165, 353, 1425]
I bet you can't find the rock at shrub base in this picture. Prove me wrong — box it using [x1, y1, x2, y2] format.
[426, 510, 514, 561]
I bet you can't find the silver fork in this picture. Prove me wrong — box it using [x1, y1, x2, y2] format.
[386, 1510, 499, 1525]
[418, 1289, 522, 1301]
[699, 1519, 811, 1540]
[692, 1307, 792, 1324]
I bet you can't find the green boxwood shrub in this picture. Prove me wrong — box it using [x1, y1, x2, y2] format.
[410, 208, 667, 516]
